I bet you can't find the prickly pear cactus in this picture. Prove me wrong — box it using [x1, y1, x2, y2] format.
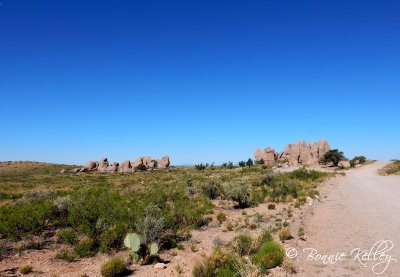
[149, 243, 158, 256]
[124, 233, 142, 252]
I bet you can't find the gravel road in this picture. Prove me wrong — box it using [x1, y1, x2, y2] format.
[296, 161, 400, 277]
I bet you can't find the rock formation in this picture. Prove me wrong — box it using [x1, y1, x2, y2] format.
[338, 160, 351, 169]
[254, 147, 276, 165]
[254, 139, 330, 167]
[86, 155, 170, 173]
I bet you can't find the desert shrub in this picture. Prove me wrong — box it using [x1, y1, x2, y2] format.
[135, 164, 147, 171]
[232, 234, 253, 256]
[352, 156, 367, 164]
[67, 186, 134, 243]
[238, 161, 246, 167]
[0, 241, 6, 261]
[289, 168, 326, 181]
[224, 183, 251, 208]
[0, 200, 53, 240]
[267, 203, 275, 210]
[260, 172, 276, 186]
[193, 248, 241, 277]
[19, 265, 33, 275]
[74, 237, 95, 257]
[216, 212, 227, 224]
[270, 179, 300, 200]
[298, 227, 305, 237]
[255, 229, 272, 248]
[99, 228, 126, 253]
[246, 158, 254, 167]
[55, 247, 76, 262]
[200, 181, 222, 199]
[53, 196, 70, 220]
[251, 241, 284, 273]
[278, 228, 292, 242]
[195, 163, 207, 170]
[135, 205, 165, 245]
[19, 235, 45, 250]
[320, 149, 346, 166]
[100, 257, 127, 277]
[57, 229, 77, 245]
[256, 159, 265, 165]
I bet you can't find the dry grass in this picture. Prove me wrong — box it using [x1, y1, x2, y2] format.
[378, 160, 400, 175]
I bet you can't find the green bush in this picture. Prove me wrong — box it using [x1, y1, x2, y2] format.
[232, 234, 253, 256]
[270, 179, 300, 200]
[246, 158, 254, 167]
[238, 161, 246, 167]
[56, 229, 77, 245]
[193, 248, 240, 277]
[135, 164, 147, 171]
[19, 265, 33, 275]
[216, 212, 226, 224]
[224, 183, 251, 208]
[200, 181, 222, 199]
[100, 257, 127, 277]
[195, 163, 207, 170]
[74, 237, 95, 257]
[278, 227, 292, 242]
[267, 203, 275, 210]
[0, 200, 53, 240]
[289, 167, 326, 181]
[251, 241, 284, 273]
[55, 247, 76, 262]
[352, 156, 367, 164]
[320, 149, 346, 166]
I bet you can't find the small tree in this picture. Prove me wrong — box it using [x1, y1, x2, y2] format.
[320, 149, 346, 166]
[256, 159, 265, 165]
[246, 158, 254, 167]
[238, 161, 246, 167]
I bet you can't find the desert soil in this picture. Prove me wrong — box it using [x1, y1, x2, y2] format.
[294, 161, 400, 277]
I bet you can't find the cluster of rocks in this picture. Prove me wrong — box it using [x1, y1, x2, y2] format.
[68, 156, 170, 173]
[254, 139, 330, 166]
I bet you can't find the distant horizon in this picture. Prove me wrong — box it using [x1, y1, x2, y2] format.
[1, 1, 399, 164]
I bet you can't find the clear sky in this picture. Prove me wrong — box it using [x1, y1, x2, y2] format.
[0, 0, 399, 165]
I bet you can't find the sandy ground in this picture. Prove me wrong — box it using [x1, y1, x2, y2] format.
[293, 162, 400, 277]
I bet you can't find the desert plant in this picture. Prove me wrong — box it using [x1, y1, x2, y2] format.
[251, 241, 284, 273]
[260, 172, 276, 186]
[74, 237, 95, 257]
[135, 164, 147, 171]
[124, 232, 159, 264]
[100, 257, 127, 277]
[195, 163, 206, 170]
[200, 181, 222, 199]
[55, 247, 76, 262]
[267, 203, 275, 210]
[278, 228, 292, 242]
[216, 212, 227, 224]
[56, 229, 77, 245]
[246, 158, 254, 167]
[256, 159, 265, 165]
[224, 183, 251, 208]
[135, 205, 165, 245]
[238, 161, 246, 167]
[19, 265, 33, 275]
[232, 234, 253, 256]
[289, 167, 326, 181]
[320, 149, 346, 166]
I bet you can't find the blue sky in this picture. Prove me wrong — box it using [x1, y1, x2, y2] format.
[0, 0, 399, 165]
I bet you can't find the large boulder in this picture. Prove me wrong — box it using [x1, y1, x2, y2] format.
[142, 156, 156, 169]
[254, 147, 276, 165]
[105, 162, 119, 172]
[132, 158, 143, 169]
[287, 143, 300, 166]
[338, 160, 351, 170]
[299, 140, 313, 165]
[85, 161, 98, 171]
[98, 157, 109, 172]
[118, 160, 132, 173]
[157, 156, 170, 169]
[317, 139, 330, 159]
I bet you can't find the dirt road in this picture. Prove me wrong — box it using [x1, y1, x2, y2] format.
[294, 162, 400, 276]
